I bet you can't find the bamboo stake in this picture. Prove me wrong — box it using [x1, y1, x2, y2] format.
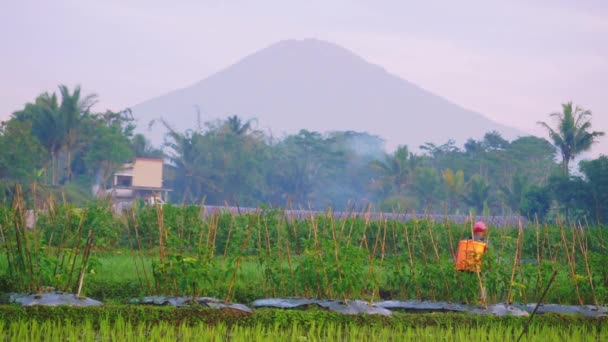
[66, 210, 87, 292]
[363, 219, 382, 301]
[427, 218, 450, 295]
[155, 203, 165, 262]
[390, 221, 403, 297]
[403, 222, 421, 298]
[223, 214, 235, 260]
[76, 230, 94, 297]
[284, 239, 297, 296]
[14, 186, 35, 290]
[516, 270, 558, 342]
[225, 217, 254, 304]
[358, 209, 371, 250]
[329, 212, 346, 302]
[196, 213, 207, 260]
[31, 182, 41, 288]
[506, 219, 522, 305]
[559, 222, 583, 305]
[534, 215, 543, 296]
[131, 210, 152, 294]
[0, 218, 14, 283]
[370, 220, 388, 304]
[275, 215, 288, 298]
[123, 215, 146, 293]
[413, 215, 435, 300]
[313, 213, 331, 298]
[575, 222, 599, 308]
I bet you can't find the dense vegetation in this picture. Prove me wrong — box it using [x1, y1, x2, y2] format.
[0, 308, 605, 342]
[0, 86, 605, 224]
[0, 90, 605, 340]
[1, 194, 606, 306]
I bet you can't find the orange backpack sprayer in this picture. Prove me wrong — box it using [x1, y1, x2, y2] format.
[455, 221, 488, 272]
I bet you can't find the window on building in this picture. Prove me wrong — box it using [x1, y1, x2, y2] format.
[116, 175, 132, 187]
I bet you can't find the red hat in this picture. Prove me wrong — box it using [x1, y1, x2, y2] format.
[473, 221, 487, 232]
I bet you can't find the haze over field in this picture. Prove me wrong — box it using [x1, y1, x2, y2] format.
[1, 0, 607, 156]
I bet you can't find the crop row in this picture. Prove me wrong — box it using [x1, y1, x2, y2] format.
[0, 307, 605, 342]
[1, 194, 607, 305]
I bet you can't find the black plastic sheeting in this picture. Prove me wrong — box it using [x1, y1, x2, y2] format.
[129, 296, 253, 314]
[2, 292, 102, 307]
[2, 292, 605, 317]
[375, 300, 530, 317]
[253, 298, 608, 317]
[522, 303, 607, 318]
[252, 298, 392, 316]
[374, 300, 469, 313]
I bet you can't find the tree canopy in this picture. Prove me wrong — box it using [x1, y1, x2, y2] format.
[1, 85, 604, 223]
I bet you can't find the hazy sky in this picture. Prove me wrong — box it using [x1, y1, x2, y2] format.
[2, 0, 607, 156]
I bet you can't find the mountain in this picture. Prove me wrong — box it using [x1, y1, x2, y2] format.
[131, 39, 525, 150]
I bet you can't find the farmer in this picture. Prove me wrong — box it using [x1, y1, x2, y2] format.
[455, 220, 490, 302]
[472, 221, 489, 303]
[473, 221, 488, 243]
[455, 220, 489, 272]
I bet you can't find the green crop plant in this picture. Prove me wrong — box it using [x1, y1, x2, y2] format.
[0, 315, 606, 341]
[0, 188, 95, 294]
[1, 194, 608, 305]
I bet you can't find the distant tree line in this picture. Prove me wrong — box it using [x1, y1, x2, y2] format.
[1, 86, 605, 223]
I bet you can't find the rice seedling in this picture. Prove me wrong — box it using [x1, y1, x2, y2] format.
[1, 316, 605, 342]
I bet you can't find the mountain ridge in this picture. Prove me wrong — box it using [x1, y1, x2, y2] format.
[131, 38, 525, 150]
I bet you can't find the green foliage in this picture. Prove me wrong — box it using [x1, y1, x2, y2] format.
[3, 197, 608, 305]
[0, 120, 47, 184]
[0, 191, 96, 293]
[1, 88, 603, 221]
[0, 86, 605, 219]
[412, 167, 443, 210]
[521, 185, 551, 221]
[370, 145, 419, 198]
[579, 156, 608, 224]
[378, 195, 418, 213]
[0, 307, 604, 341]
[548, 175, 592, 221]
[5, 85, 134, 200]
[442, 168, 465, 213]
[463, 174, 490, 213]
[500, 173, 528, 213]
[538, 102, 604, 174]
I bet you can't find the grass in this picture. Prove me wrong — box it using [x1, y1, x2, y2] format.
[0, 316, 604, 341]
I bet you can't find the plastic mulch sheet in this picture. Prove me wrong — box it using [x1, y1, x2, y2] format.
[129, 296, 253, 313]
[251, 298, 608, 317]
[252, 298, 392, 316]
[3, 292, 102, 307]
[374, 300, 469, 313]
[521, 303, 607, 317]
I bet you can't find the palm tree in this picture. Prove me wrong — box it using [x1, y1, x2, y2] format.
[463, 174, 490, 214]
[499, 173, 528, 213]
[442, 168, 465, 213]
[162, 120, 200, 203]
[370, 145, 420, 196]
[538, 102, 604, 175]
[12, 93, 63, 185]
[225, 115, 255, 136]
[58, 85, 98, 183]
[161, 119, 224, 203]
